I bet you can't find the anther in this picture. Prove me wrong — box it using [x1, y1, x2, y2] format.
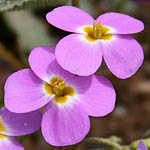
[93, 22, 103, 39]
[51, 80, 66, 96]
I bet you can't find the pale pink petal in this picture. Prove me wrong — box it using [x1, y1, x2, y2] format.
[96, 12, 144, 34]
[29, 46, 55, 82]
[102, 35, 144, 79]
[56, 34, 102, 76]
[68, 75, 116, 117]
[29, 46, 74, 83]
[0, 136, 24, 150]
[41, 100, 90, 146]
[4, 69, 53, 113]
[0, 108, 42, 136]
[46, 6, 94, 33]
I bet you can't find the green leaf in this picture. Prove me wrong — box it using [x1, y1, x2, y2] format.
[3, 10, 58, 51]
[0, 0, 66, 12]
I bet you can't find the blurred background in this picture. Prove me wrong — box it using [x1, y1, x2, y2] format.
[0, 0, 150, 149]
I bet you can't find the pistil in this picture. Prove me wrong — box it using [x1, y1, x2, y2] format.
[93, 22, 103, 39]
[51, 80, 66, 96]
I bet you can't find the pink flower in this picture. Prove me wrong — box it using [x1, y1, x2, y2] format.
[0, 107, 41, 150]
[46, 6, 144, 78]
[134, 0, 150, 2]
[137, 140, 148, 150]
[4, 46, 116, 146]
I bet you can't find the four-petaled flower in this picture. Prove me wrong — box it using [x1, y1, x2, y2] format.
[0, 107, 41, 150]
[46, 6, 144, 78]
[137, 140, 148, 150]
[4, 46, 116, 146]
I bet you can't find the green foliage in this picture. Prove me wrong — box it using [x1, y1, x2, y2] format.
[0, 96, 4, 108]
[3, 10, 57, 51]
[109, 136, 121, 144]
[131, 138, 150, 149]
[0, 0, 66, 12]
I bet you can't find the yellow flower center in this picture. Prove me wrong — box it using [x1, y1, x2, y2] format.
[0, 116, 5, 132]
[0, 134, 6, 139]
[84, 22, 112, 42]
[44, 77, 75, 104]
[0, 116, 6, 139]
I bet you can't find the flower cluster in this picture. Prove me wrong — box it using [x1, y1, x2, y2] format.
[1, 6, 144, 148]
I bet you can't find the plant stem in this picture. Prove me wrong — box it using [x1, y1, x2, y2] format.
[0, 43, 23, 70]
[76, 137, 123, 150]
[72, 0, 80, 8]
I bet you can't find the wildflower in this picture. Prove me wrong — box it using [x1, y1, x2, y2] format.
[134, 0, 150, 2]
[46, 6, 144, 78]
[0, 107, 41, 150]
[4, 46, 116, 146]
[137, 140, 148, 150]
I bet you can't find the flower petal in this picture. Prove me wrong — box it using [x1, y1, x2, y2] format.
[0, 136, 23, 150]
[56, 34, 102, 76]
[0, 108, 41, 136]
[71, 75, 116, 117]
[41, 100, 90, 146]
[137, 140, 148, 150]
[4, 69, 53, 113]
[96, 12, 144, 34]
[102, 35, 144, 79]
[29, 46, 74, 82]
[46, 6, 94, 33]
[29, 46, 54, 82]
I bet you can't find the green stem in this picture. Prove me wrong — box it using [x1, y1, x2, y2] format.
[143, 129, 150, 138]
[76, 137, 123, 150]
[72, 0, 80, 8]
[0, 43, 23, 70]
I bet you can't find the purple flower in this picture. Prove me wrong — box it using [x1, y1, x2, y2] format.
[0, 107, 41, 150]
[137, 140, 148, 150]
[134, 0, 150, 2]
[46, 6, 144, 78]
[4, 46, 116, 146]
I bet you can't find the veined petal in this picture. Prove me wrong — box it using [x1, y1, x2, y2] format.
[4, 69, 53, 113]
[55, 34, 102, 76]
[46, 6, 94, 33]
[0, 108, 42, 136]
[102, 35, 144, 79]
[41, 99, 90, 146]
[70, 75, 116, 117]
[96, 12, 144, 34]
[0, 136, 23, 150]
[29, 46, 74, 83]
